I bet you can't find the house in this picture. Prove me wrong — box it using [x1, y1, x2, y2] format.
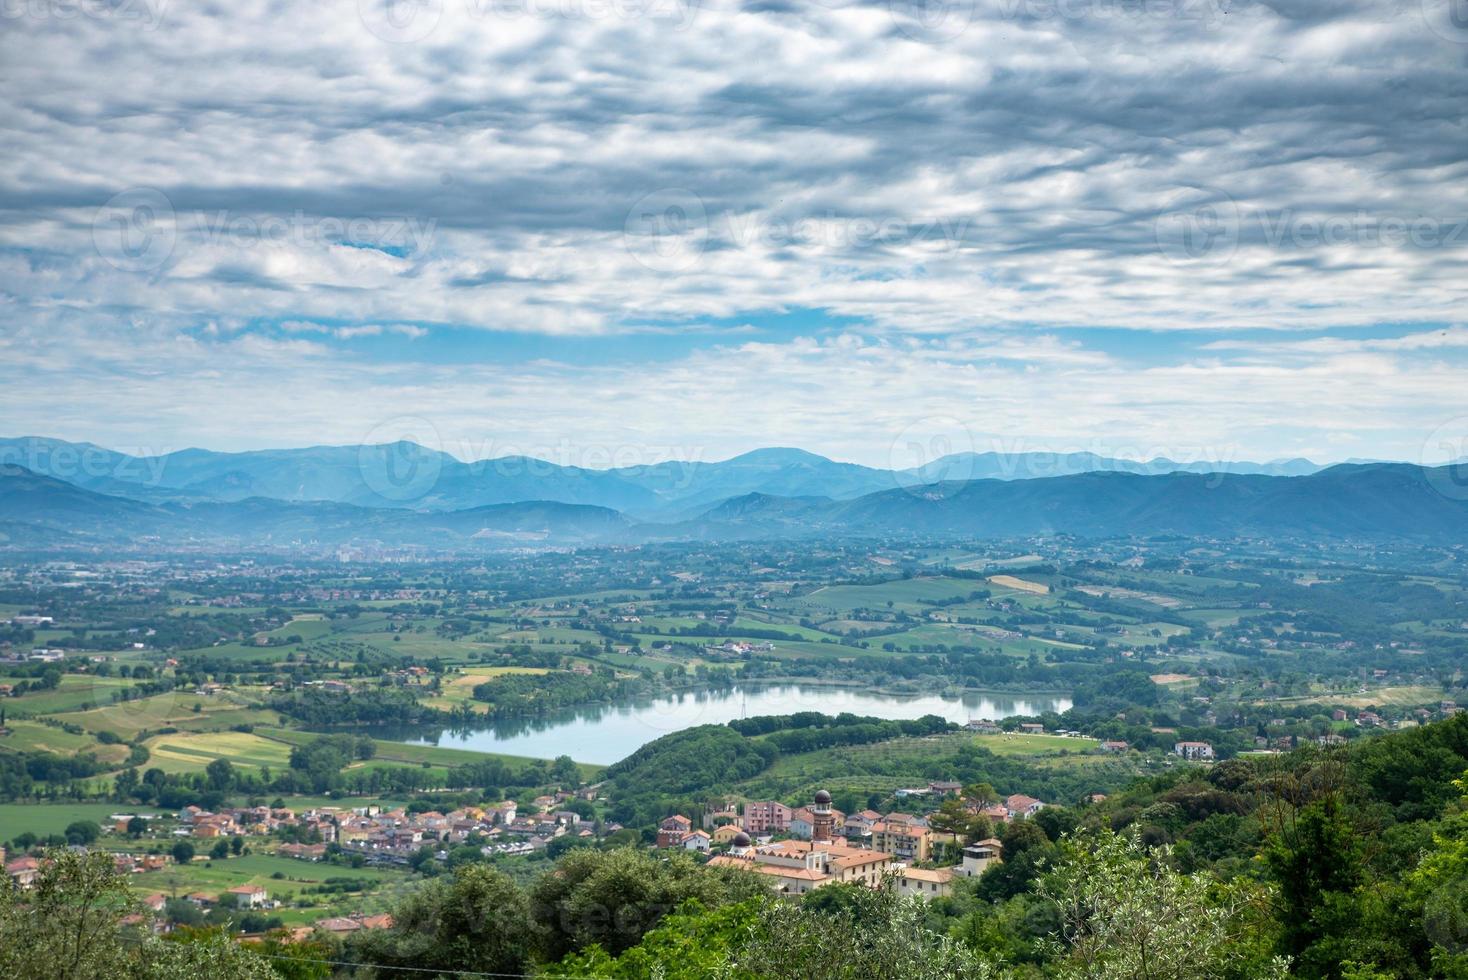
[896, 866, 955, 900]
[742, 801, 793, 834]
[712, 824, 746, 845]
[681, 830, 711, 853]
[656, 814, 693, 848]
[5, 856, 40, 889]
[1100, 740, 1129, 753]
[315, 917, 362, 934]
[788, 808, 815, 841]
[142, 893, 167, 913]
[928, 780, 962, 796]
[1004, 794, 1044, 820]
[957, 838, 1003, 877]
[1173, 741, 1215, 761]
[1019, 723, 1045, 734]
[227, 885, 269, 909]
[869, 813, 931, 862]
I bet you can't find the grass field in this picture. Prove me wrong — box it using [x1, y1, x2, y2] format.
[144, 731, 296, 774]
[0, 801, 136, 840]
[0, 719, 131, 764]
[2, 674, 139, 714]
[65, 691, 281, 739]
[971, 733, 1101, 756]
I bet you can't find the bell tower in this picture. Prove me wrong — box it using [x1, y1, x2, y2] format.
[811, 788, 835, 843]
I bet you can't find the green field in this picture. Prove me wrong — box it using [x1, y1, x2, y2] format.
[0, 801, 134, 840]
[2, 674, 139, 714]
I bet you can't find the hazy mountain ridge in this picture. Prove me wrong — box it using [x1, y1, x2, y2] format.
[0, 436, 1331, 517]
[3, 458, 1466, 551]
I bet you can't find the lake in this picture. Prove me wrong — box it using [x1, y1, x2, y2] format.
[395, 684, 1073, 764]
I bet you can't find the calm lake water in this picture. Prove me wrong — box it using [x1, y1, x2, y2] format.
[395, 684, 1073, 764]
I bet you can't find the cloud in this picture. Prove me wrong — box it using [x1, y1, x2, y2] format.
[1, 0, 1465, 460]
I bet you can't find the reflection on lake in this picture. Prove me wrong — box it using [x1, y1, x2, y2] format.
[390, 684, 1073, 765]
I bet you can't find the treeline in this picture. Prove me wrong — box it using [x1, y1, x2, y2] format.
[729, 711, 956, 753]
[470, 668, 649, 717]
[268, 686, 434, 726]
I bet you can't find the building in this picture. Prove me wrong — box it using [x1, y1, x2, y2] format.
[869, 813, 931, 862]
[227, 885, 269, 909]
[896, 866, 955, 900]
[656, 814, 693, 848]
[708, 826, 895, 896]
[1004, 794, 1044, 820]
[743, 800, 793, 835]
[956, 838, 1003, 877]
[1174, 741, 1215, 761]
[5, 856, 40, 889]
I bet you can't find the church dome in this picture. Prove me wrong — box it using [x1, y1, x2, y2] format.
[732, 831, 752, 847]
[813, 789, 832, 805]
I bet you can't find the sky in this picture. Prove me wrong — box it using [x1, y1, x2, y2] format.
[2, 0, 1467, 471]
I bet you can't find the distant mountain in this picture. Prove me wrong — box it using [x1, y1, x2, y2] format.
[0, 465, 633, 549]
[0, 437, 658, 513]
[4, 459, 1465, 552]
[700, 463, 1468, 541]
[0, 436, 1332, 517]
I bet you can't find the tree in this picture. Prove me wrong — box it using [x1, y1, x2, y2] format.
[1038, 830, 1288, 980]
[530, 847, 768, 960]
[209, 839, 229, 860]
[204, 758, 235, 792]
[126, 816, 148, 838]
[735, 882, 1002, 979]
[346, 863, 532, 979]
[171, 841, 195, 865]
[0, 850, 274, 980]
[65, 820, 101, 845]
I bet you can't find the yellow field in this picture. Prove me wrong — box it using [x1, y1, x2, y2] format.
[988, 575, 1050, 594]
[1149, 673, 1195, 685]
[144, 731, 294, 774]
[1253, 685, 1442, 710]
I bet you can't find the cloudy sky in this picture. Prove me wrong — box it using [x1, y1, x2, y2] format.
[2, 0, 1466, 470]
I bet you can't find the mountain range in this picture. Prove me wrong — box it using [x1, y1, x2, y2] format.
[1, 438, 1465, 551]
[0, 436, 1329, 518]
